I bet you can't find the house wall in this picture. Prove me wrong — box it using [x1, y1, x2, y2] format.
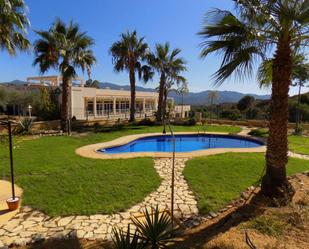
[70, 86, 159, 120]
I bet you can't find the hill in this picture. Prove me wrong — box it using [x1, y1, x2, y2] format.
[1, 80, 270, 105]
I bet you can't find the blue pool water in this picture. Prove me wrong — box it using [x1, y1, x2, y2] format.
[98, 134, 263, 154]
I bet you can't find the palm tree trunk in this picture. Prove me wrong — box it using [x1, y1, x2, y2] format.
[61, 76, 70, 131]
[157, 73, 165, 122]
[295, 83, 302, 133]
[261, 36, 295, 204]
[129, 65, 136, 122]
[163, 88, 168, 120]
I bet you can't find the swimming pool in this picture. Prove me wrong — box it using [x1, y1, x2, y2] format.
[97, 134, 264, 154]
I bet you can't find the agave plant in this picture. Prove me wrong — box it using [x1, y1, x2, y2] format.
[131, 206, 173, 249]
[14, 118, 33, 135]
[111, 225, 146, 249]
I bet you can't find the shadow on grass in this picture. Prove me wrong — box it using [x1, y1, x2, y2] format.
[172, 193, 269, 249]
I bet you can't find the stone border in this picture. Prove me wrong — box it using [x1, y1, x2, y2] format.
[75, 132, 266, 159]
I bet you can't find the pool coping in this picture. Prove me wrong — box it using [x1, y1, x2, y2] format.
[75, 132, 266, 159]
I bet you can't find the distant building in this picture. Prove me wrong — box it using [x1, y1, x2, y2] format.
[26, 76, 191, 121]
[173, 105, 191, 118]
[27, 76, 159, 120]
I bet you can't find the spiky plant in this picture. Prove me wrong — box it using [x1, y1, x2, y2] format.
[131, 206, 173, 249]
[111, 225, 146, 249]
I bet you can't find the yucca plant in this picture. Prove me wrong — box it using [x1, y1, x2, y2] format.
[131, 206, 173, 249]
[111, 225, 146, 249]
[14, 118, 33, 135]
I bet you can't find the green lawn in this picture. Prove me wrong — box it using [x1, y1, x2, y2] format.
[0, 124, 240, 216]
[248, 128, 309, 155]
[288, 135, 309, 155]
[184, 153, 309, 215]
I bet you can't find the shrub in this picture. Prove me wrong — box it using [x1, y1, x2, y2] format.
[14, 118, 33, 135]
[137, 118, 157, 126]
[171, 118, 196, 126]
[111, 207, 173, 249]
[220, 109, 241, 120]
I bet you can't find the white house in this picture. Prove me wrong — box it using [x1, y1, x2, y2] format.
[26, 76, 189, 121]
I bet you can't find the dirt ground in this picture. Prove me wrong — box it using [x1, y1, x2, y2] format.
[171, 173, 309, 249]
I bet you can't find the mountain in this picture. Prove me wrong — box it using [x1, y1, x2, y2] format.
[168, 90, 270, 105]
[98, 82, 270, 105]
[1, 80, 270, 105]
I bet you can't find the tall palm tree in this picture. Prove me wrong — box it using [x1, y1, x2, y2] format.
[199, 0, 308, 203]
[0, 0, 30, 56]
[33, 19, 96, 130]
[110, 31, 153, 122]
[149, 43, 187, 122]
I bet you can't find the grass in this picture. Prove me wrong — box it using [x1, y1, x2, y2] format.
[288, 135, 309, 155]
[0, 124, 240, 216]
[247, 215, 285, 237]
[247, 128, 309, 155]
[248, 128, 269, 138]
[184, 153, 309, 215]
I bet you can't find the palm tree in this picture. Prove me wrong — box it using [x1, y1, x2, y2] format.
[110, 31, 153, 122]
[206, 91, 219, 120]
[176, 81, 189, 118]
[163, 74, 187, 119]
[199, 0, 308, 203]
[0, 0, 30, 56]
[149, 43, 187, 122]
[258, 54, 309, 133]
[33, 19, 96, 131]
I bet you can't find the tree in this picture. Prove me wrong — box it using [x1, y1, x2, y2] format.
[199, 0, 308, 203]
[206, 91, 219, 120]
[163, 75, 187, 120]
[176, 81, 189, 118]
[0, 0, 30, 56]
[149, 42, 186, 122]
[85, 79, 100, 88]
[33, 19, 96, 130]
[110, 31, 153, 122]
[237, 95, 255, 111]
[258, 54, 309, 133]
[0, 87, 8, 109]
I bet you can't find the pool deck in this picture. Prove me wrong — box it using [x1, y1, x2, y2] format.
[75, 132, 266, 159]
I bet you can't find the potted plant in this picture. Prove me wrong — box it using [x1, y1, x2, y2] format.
[6, 197, 20, 211]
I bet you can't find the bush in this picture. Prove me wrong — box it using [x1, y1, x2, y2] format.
[220, 109, 241, 120]
[137, 118, 157, 126]
[171, 118, 197, 126]
[14, 118, 33, 135]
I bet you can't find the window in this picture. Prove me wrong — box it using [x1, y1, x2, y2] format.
[86, 100, 94, 115]
[116, 100, 129, 113]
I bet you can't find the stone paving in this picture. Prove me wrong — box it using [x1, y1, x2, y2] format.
[0, 158, 198, 247]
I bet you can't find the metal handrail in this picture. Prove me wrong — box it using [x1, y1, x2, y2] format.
[163, 119, 176, 230]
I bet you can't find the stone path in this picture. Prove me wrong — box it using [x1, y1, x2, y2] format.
[0, 158, 198, 247]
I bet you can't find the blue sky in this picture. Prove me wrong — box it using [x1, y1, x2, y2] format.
[0, 0, 305, 95]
